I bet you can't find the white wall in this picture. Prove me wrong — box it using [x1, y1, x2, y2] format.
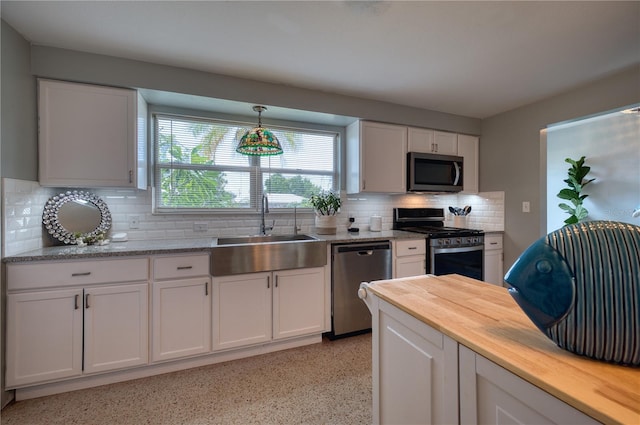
[546, 109, 640, 232]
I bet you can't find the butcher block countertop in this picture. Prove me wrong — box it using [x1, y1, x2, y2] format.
[367, 274, 640, 425]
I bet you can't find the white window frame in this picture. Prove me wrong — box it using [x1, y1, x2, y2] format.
[152, 111, 340, 214]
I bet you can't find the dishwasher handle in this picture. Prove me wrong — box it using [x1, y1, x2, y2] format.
[358, 250, 374, 256]
[333, 241, 391, 254]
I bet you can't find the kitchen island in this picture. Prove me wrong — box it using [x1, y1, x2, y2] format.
[360, 274, 639, 425]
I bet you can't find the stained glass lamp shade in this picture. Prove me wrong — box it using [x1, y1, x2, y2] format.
[236, 106, 283, 156]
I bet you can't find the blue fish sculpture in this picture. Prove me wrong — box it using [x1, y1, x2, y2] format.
[504, 221, 639, 366]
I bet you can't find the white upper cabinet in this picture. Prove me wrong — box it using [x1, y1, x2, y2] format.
[407, 127, 434, 153]
[457, 134, 479, 194]
[347, 120, 407, 194]
[432, 131, 459, 155]
[409, 128, 459, 155]
[38, 79, 147, 189]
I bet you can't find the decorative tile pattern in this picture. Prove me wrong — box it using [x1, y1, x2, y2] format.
[2, 178, 505, 256]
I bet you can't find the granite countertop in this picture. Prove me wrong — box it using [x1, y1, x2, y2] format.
[367, 274, 640, 425]
[3, 230, 423, 263]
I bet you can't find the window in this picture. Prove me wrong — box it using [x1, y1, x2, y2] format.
[154, 113, 338, 212]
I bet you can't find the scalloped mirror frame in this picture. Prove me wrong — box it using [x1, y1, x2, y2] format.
[42, 190, 112, 244]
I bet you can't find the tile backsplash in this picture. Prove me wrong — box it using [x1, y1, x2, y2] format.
[2, 177, 504, 257]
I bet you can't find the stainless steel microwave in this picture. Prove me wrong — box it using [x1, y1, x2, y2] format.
[407, 152, 463, 192]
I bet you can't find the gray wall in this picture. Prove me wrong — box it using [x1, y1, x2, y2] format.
[481, 65, 640, 273]
[1, 20, 37, 180]
[30, 45, 481, 135]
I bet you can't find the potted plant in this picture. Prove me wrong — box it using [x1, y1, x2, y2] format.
[310, 190, 341, 234]
[557, 156, 595, 225]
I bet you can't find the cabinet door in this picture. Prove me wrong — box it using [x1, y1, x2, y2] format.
[84, 283, 149, 374]
[484, 235, 504, 286]
[6, 289, 83, 387]
[212, 272, 272, 350]
[433, 131, 458, 155]
[152, 278, 212, 362]
[361, 121, 407, 193]
[375, 300, 459, 425]
[407, 127, 434, 153]
[458, 134, 479, 193]
[395, 256, 426, 278]
[459, 346, 600, 425]
[273, 267, 325, 339]
[38, 79, 138, 188]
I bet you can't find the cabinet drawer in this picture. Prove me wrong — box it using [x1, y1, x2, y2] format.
[153, 254, 210, 279]
[396, 239, 426, 257]
[484, 235, 503, 251]
[7, 257, 149, 291]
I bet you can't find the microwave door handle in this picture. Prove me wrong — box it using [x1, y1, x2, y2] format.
[453, 162, 461, 185]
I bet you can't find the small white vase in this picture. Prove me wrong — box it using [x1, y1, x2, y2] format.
[315, 215, 337, 234]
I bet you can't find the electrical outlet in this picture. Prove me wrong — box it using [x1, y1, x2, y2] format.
[522, 201, 530, 213]
[193, 222, 208, 232]
[129, 215, 140, 229]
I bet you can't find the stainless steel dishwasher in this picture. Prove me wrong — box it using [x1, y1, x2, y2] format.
[331, 241, 392, 338]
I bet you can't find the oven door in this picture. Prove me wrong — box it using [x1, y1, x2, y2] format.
[430, 245, 483, 281]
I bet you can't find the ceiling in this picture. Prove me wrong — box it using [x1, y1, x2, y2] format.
[2, 1, 639, 120]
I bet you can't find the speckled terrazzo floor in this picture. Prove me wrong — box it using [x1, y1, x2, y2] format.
[1, 334, 372, 425]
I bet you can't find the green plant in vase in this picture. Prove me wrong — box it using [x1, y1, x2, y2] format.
[557, 156, 595, 225]
[309, 190, 341, 216]
[310, 190, 341, 234]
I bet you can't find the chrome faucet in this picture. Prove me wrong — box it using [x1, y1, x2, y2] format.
[293, 206, 298, 235]
[260, 194, 273, 235]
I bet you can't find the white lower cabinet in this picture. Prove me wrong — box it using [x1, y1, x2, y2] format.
[6, 289, 83, 386]
[6, 258, 150, 388]
[212, 272, 272, 350]
[152, 254, 212, 362]
[370, 295, 599, 425]
[394, 239, 426, 278]
[213, 267, 326, 350]
[152, 278, 211, 361]
[374, 300, 459, 425]
[484, 234, 504, 286]
[459, 346, 599, 425]
[6, 283, 148, 387]
[273, 267, 325, 339]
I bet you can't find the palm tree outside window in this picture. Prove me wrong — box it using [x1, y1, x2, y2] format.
[154, 113, 338, 213]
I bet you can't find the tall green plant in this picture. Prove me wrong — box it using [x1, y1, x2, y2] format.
[557, 156, 595, 225]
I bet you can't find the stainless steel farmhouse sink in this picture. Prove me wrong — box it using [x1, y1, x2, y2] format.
[216, 234, 318, 245]
[211, 234, 327, 276]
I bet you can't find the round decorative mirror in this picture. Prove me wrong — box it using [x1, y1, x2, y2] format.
[43, 191, 112, 244]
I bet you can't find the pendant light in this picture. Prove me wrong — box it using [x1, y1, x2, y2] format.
[236, 105, 283, 156]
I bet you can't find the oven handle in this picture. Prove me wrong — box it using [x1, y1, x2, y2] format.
[431, 245, 484, 255]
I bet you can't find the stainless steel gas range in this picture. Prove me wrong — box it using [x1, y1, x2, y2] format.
[393, 207, 485, 280]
